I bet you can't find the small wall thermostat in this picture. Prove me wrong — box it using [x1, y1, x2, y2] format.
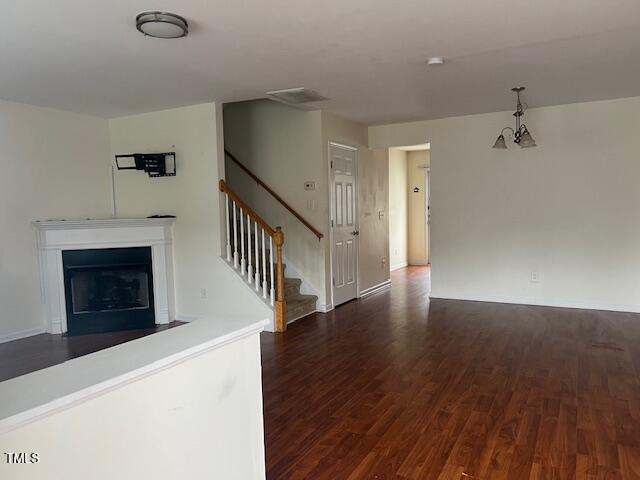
[304, 181, 316, 191]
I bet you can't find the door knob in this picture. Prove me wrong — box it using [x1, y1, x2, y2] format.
[351, 230, 360, 236]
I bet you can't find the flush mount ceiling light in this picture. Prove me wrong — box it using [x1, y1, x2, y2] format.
[492, 87, 537, 149]
[136, 11, 188, 39]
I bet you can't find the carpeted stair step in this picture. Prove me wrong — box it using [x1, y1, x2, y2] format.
[286, 293, 317, 322]
[284, 277, 302, 297]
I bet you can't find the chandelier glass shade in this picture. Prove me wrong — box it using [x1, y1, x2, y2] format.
[492, 87, 537, 149]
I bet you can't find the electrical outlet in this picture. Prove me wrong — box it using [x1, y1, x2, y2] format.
[530, 272, 540, 283]
[200, 288, 208, 299]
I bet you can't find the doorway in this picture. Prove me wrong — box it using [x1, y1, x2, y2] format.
[329, 142, 359, 307]
[388, 144, 430, 271]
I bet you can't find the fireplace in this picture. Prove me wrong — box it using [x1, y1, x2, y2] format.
[62, 247, 155, 335]
[34, 218, 175, 335]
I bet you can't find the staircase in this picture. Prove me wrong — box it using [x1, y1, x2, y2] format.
[219, 176, 321, 332]
[235, 230, 318, 324]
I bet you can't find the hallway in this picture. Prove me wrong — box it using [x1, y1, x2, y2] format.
[260, 266, 640, 479]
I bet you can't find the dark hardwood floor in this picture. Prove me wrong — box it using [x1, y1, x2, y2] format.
[0, 321, 184, 382]
[260, 266, 640, 479]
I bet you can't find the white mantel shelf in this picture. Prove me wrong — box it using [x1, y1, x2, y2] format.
[34, 217, 176, 230]
[33, 217, 177, 334]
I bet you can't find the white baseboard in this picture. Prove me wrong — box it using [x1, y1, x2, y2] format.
[408, 262, 430, 266]
[429, 291, 640, 314]
[174, 314, 201, 323]
[286, 310, 316, 325]
[316, 303, 333, 313]
[0, 327, 46, 344]
[390, 262, 408, 272]
[359, 280, 391, 298]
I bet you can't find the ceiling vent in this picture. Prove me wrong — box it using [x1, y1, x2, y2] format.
[266, 87, 327, 105]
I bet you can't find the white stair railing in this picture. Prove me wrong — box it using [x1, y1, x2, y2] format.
[219, 180, 286, 332]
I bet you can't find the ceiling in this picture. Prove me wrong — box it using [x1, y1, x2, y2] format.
[2, 1, 640, 124]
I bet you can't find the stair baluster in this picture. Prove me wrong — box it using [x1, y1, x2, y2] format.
[225, 194, 231, 262]
[239, 209, 246, 276]
[269, 236, 275, 306]
[254, 220, 260, 291]
[261, 229, 267, 299]
[247, 213, 253, 283]
[232, 201, 239, 269]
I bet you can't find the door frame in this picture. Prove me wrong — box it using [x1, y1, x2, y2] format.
[327, 141, 360, 308]
[425, 166, 431, 265]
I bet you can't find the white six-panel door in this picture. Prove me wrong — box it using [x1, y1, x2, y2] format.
[330, 143, 358, 307]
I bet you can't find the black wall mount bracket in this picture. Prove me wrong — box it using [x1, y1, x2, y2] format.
[115, 152, 176, 177]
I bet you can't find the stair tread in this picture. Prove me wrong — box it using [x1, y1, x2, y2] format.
[286, 293, 318, 304]
[285, 293, 317, 320]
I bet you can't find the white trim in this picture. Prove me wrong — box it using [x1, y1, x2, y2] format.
[409, 262, 430, 266]
[33, 218, 176, 230]
[429, 292, 640, 314]
[33, 218, 176, 333]
[316, 303, 334, 313]
[328, 141, 360, 308]
[390, 262, 408, 272]
[0, 327, 46, 344]
[425, 166, 431, 264]
[286, 311, 315, 325]
[359, 279, 391, 298]
[174, 314, 201, 323]
[328, 141, 358, 151]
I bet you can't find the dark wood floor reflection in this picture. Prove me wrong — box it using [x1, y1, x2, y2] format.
[0, 321, 184, 382]
[260, 267, 640, 479]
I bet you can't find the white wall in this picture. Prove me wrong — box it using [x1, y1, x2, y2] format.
[357, 148, 390, 291]
[0, 100, 111, 341]
[0, 333, 266, 480]
[109, 103, 271, 322]
[407, 150, 430, 265]
[370, 96, 640, 312]
[224, 102, 388, 308]
[224, 100, 327, 306]
[389, 149, 408, 270]
[321, 112, 389, 296]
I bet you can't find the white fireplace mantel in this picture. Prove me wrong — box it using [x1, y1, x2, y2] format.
[33, 218, 176, 334]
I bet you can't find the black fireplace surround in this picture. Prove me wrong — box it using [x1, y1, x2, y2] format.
[62, 247, 155, 336]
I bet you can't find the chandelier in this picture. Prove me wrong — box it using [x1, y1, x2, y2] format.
[492, 87, 537, 149]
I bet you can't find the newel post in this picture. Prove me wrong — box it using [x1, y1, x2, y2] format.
[274, 226, 286, 332]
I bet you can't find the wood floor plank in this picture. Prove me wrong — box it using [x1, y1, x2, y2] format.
[261, 267, 640, 479]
